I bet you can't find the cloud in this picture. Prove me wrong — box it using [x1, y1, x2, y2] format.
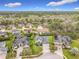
[74, 7, 79, 11]
[4, 2, 22, 7]
[47, 0, 78, 6]
[53, 8, 62, 11]
[75, 7, 79, 10]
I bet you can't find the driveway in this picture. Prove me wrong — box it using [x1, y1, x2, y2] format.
[0, 54, 6, 59]
[32, 44, 62, 59]
[16, 47, 23, 59]
[55, 43, 63, 59]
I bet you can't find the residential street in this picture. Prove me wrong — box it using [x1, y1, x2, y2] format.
[32, 44, 62, 59]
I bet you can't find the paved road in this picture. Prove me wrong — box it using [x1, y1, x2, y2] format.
[32, 44, 62, 59]
[33, 53, 62, 59]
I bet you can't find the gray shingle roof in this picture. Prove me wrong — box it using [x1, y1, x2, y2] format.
[13, 36, 29, 47]
[0, 42, 7, 54]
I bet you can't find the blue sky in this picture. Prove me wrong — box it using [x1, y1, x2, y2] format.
[0, 0, 79, 11]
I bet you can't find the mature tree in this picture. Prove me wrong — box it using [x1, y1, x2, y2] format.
[70, 48, 79, 56]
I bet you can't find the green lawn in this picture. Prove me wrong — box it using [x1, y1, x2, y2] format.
[63, 39, 79, 59]
[48, 36, 54, 44]
[28, 33, 43, 55]
[6, 33, 16, 59]
[71, 39, 79, 48]
[6, 33, 15, 52]
[63, 49, 79, 59]
[48, 35, 56, 52]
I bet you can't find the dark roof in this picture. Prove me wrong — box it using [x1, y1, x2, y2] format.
[13, 36, 29, 47]
[35, 36, 49, 43]
[0, 42, 5, 48]
[12, 29, 20, 34]
[62, 36, 71, 42]
[0, 42, 7, 54]
[0, 31, 6, 35]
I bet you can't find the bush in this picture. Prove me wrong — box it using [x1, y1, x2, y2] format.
[70, 48, 79, 56]
[21, 46, 42, 56]
[21, 48, 32, 56]
[49, 43, 57, 52]
[6, 51, 16, 59]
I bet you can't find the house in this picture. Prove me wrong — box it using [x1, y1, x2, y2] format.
[13, 36, 29, 49]
[54, 34, 62, 43]
[54, 33, 71, 48]
[12, 29, 20, 34]
[37, 25, 49, 35]
[5, 18, 16, 21]
[18, 22, 25, 28]
[0, 31, 6, 36]
[24, 28, 31, 34]
[26, 23, 33, 29]
[35, 36, 49, 44]
[9, 25, 16, 29]
[62, 36, 71, 48]
[12, 29, 22, 38]
[0, 31, 9, 41]
[54, 34, 63, 47]
[0, 25, 5, 30]
[0, 42, 7, 55]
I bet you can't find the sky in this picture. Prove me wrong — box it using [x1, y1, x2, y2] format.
[0, 0, 79, 11]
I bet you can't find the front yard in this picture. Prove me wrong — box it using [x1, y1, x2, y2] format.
[6, 33, 16, 59]
[48, 36, 56, 53]
[22, 46, 42, 58]
[22, 34, 43, 58]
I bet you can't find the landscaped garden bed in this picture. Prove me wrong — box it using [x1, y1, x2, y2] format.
[22, 47, 42, 59]
[21, 45, 42, 58]
[6, 51, 16, 59]
[21, 33, 43, 58]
